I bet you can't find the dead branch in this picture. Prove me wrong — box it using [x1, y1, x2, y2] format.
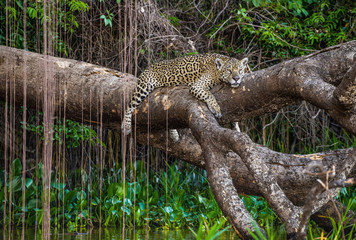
[137, 0, 196, 55]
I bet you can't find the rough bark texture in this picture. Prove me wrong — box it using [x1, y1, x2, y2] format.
[0, 42, 356, 239]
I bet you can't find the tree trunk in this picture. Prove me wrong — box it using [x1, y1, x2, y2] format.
[0, 42, 355, 239]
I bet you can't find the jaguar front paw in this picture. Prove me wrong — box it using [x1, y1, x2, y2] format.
[214, 111, 222, 118]
[208, 104, 222, 119]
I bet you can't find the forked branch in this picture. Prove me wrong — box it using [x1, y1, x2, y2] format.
[187, 100, 355, 239]
[0, 42, 356, 239]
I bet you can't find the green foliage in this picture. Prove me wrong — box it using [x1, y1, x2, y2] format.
[100, 10, 114, 28]
[189, 217, 230, 240]
[0, 159, 222, 231]
[161, 13, 180, 27]
[247, 199, 356, 240]
[0, 0, 89, 54]
[0, 158, 43, 226]
[2, 158, 354, 237]
[338, 187, 356, 213]
[241, 111, 356, 155]
[305, 199, 355, 240]
[25, 119, 104, 149]
[0, 0, 355, 237]
[242, 195, 278, 223]
[208, 0, 355, 59]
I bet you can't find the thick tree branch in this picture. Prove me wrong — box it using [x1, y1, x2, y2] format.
[187, 101, 267, 238]
[187, 102, 303, 237]
[334, 62, 356, 109]
[1, 42, 356, 238]
[204, 143, 260, 238]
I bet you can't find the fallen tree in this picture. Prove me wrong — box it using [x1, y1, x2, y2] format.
[0, 42, 355, 239]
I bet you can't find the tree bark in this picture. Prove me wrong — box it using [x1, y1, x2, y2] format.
[0, 42, 355, 239]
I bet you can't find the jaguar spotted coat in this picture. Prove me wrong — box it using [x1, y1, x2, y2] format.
[122, 53, 249, 136]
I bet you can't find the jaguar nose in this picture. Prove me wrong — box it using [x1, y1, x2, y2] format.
[233, 76, 240, 82]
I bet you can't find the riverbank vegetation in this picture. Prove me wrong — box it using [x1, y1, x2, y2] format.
[0, 0, 355, 239]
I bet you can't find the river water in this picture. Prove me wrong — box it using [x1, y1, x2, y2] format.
[2, 227, 240, 239]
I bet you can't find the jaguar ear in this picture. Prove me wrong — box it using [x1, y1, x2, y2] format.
[215, 58, 223, 70]
[241, 57, 248, 66]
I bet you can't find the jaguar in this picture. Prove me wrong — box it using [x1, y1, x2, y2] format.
[121, 53, 249, 138]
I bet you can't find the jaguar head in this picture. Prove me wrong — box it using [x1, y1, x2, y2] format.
[216, 57, 249, 88]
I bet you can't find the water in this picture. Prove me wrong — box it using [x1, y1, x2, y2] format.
[1, 228, 240, 240]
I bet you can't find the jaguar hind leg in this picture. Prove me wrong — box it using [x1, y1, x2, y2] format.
[122, 81, 155, 135]
[122, 108, 135, 135]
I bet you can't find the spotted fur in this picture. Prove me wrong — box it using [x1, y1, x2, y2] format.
[122, 53, 249, 135]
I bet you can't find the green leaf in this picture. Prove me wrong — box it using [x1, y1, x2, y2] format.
[111, 196, 121, 205]
[164, 206, 173, 214]
[107, 183, 117, 198]
[9, 176, 22, 193]
[121, 206, 130, 215]
[11, 158, 22, 177]
[25, 178, 33, 188]
[301, 8, 309, 16]
[64, 190, 77, 203]
[251, 0, 260, 7]
[139, 202, 145, 210]
[28, 199, 41, 209]
[51, 182, 66, 190]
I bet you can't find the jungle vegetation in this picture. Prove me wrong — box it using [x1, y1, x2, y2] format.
[0, 0, 355, 239]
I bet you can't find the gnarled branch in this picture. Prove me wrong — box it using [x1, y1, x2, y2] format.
[0, 42, 355, 239]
